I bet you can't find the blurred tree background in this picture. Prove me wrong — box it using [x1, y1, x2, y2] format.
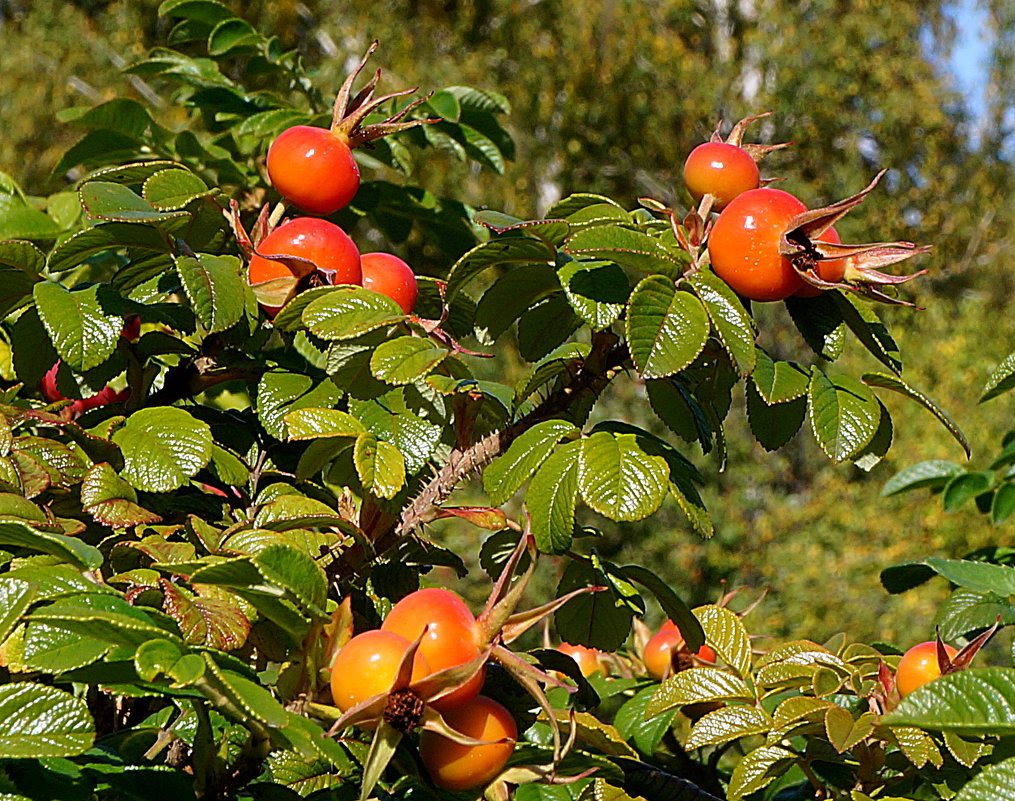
[2, 0, 1014, 646]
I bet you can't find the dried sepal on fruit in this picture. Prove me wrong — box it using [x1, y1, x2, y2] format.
[779, 170, 931, 305]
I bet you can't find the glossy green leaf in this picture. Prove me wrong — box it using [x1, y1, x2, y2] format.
[578, 432, 669, 521]
[696, 604, 753, 678]
[112, 407, 213, 492]
[350, 393, 442, 474]
[142, 168, 214, 210]
[526, 439, 582, 554]
[646, 667, 755, 716]
[936, 589, 1015, 642]
[0, 684, 94, 757]
[354, 432, 405, 500]
[303, 287, 404, 341]
[833, 292, 902, 374]
[557, 258, 628, 330]
[253, 495, 350, 533]
[952, 756, 1015, 800]
[727, 745, 795, 801]
[626, 276, 709, 379]
[161, 581, 249, 650]
[613, 686, 678, 756]
[21, 621, 109, 672]
[473, 263, 560, 344]
[555, 559, 634, 652]
[992, 482, 1015, 524]
[566, 225, 687, 275]
[484, 419, 579, 505]
[943, 471, 993, 511]
[688, 272, 756, 376]
[884, 667, 1015, 735]
[0, 520, 102, 569]
[981, 351, 1015, 403]
[208, 17, 261, 55]
[808, 370, 881, 463]
[785, 293, 846, 361]
[881, 557, 1015, 596]
[0, 577, 33, 645]
[516, 293, 582, 362]
[751, 349, 810, 403]
[79, 181, 188, 224]
[31, 593, 179, 648]
[445, 237, 555, 300]
[48, 222, 169, 273]
[686, 705, 772, 750]
[175, 253, 245, 333]
[33, 281, 122, 372]
[370, 336, 448, 385]
[863, 371, 970, 457]
[285, 408, 364, 440]
[257, 370, 343, 440]
[81, 462, 161, 527]
[881, 460, 963, 496]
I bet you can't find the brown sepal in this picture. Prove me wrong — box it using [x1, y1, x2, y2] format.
[945, 617, 1000, 673]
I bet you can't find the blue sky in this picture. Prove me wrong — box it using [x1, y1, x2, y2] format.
[946, 0, 991, 123]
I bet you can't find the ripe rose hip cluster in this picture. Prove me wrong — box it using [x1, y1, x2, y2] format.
[329, 588, 516, 792]
[678, 114, 929, 305]
[243, 44, 428, 317]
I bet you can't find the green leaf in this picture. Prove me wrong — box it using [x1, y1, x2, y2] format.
[201, 654, 289, 728]
[370, 336, 448, 385]
[285, 408, 364, 440]
[566, 225, 688, 275]
[808, 370, 881, 463]
[0, 577, 34, 645]
[253, 495, 350, 534]
[936, 589, 1015, 642]
[881, 558, 1015, 596]
[473, 263, 560, 344]
[254, 544, 328, 618]
[953, 756, 1015, 799]
[112, 407, 213, 492]
[578, 432, 669, 522]
[688, 272, 756, 376]
[63, 98, 156, 138]
[354, 432, 405, 500]
[526, 439, 582, 554]
[618, 565, 703, 653]
[303, 286, 404, 341]
[833, 292, 902, 374]
[696, 604, 753, 678]
[882, 460, 963, 497]
[516, 293, 582, 362]
[350, 392, 442, 474]
[48, 222, 169, 272]
[746, 380, 807, 452]
[33, 282, 122, 372]
[0, 684, 94, 757]
[0, 239, 45, 274]
[686, 705, 772, 749]
[992, 482, 1015, 525]
[751, 349, 810, 403]
[943, 472, 993, 512]
[207, 17, 262, 55]
[613, 685, 678, 755]
[142, 168, 215, 210]
[257, 370, 343, 440]
[885, 667, 1015, 735]
[161, 581, 249, 650]
[79, 181, 188, 225]
[81, 462, 161, 527]
[135, 638, 205, 685]
[727, 745, 795, 801]
[646, 667, 755, 716]
[863, 371, 970, 457]
[0, 520, 102, 569]
[175, 253, 245, 333]
[626, 276, 709, 379]
[484, 419, 579, 506]
[555, 558, 634, 651]
[981, 351, 1015, 403]
[558, 258, 628, 331]
[31, 593, 179, 648]
[21, 621, 109, 672]
[445, 237, 555, 300]
[785, 293, 846, 361]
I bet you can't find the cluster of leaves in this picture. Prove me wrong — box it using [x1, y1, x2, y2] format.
[0, 1, 1007, 800]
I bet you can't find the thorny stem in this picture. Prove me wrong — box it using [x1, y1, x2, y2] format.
[329, 330, 627, 581]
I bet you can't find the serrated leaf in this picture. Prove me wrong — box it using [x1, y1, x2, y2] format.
[555, 559, 633, 651]
[785, 293, 846, 361]
[578, 432, 669, 521]
[626, 276, 709, 379]
[526, 439, 581, 554]
[0, 684, 94, 757]
[484, 419, 579, 505]
[890, 725, 943, 768]
[142, 168, 215, 210]
[885, 667, 1015, 735]
[445, 237, 555, 300]
[825, 707, 875, 752]
[369, 336, 448, 384]
[0, 577, 33, 645]
[303, 287, 404, 341]
[558, 258, 628, 330]
[517, 293, 581, 362]
[354, 432, 405, 499]
[646, 667, 754, 715]
[161, 580, 249, 650]
[31, 593, 179, 648]
[746, 380, 807, 452]
[863, 371, 970, 457]
[175, 253, 245, 333]
[943, 729, 987, 768]
[257, 370, 343, 440]
[833, 292, 902, 373]
[112, 407, 213, 492]
[33, 282, 122, 371]
[350, 393, 442, 474]
[981, 351, 1015, 403]
[808, 370, 881, 463]
[81, 462, 161, 527]
[47, 222, 170, 272]
[285, 407, 364, 440]
[134, 638, 205, 685]
[566, 225, 687, 275]
[696, 604, 752, 678]
[613, 685, 678, 756]
[751, 349, 810, 403]
[473, 263, 560, 344]
[727, 745, 795, 801]
[881, 558, 1015, 596]
[881, 460, 963, 497]
[686, 705, 772, 749]
[688, 272, 756, 375]
[201, 653, 288, 728]
[78, 180, 186, 225]
[936, 589, 1015, 642]
[21, 620, 109, 672]
[253, 495, 350, 534]
[0, 519, 102, 569]
[953, 755, 1015, 799]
